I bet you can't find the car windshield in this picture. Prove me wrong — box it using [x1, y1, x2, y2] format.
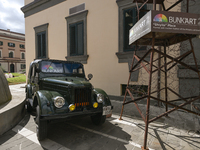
[41, 61, 64, 73]
[64, 63, 83, 74]
[41, 61, 84, 75]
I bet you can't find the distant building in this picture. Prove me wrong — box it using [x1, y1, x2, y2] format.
[0, 29, 26, 73]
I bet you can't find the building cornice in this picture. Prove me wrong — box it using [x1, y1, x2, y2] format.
[0, 36, 25, 42]
[0, 33, 25, 41]
[0, 29, 25, 36]
[21, 0, 66, 17]
[21, 0, 50, 13]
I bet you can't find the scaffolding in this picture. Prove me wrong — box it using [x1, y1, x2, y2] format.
[119, 0, 200, 149]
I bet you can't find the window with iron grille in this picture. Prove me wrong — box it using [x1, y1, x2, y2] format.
[0, 41, 3, 46]
[0, 50, 1, 58]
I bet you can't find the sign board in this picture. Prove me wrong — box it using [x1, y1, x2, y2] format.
[129, 10, 200, 45]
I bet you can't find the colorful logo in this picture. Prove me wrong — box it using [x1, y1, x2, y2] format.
[153, 14, 168, 22]
[42, 65, 53, 70]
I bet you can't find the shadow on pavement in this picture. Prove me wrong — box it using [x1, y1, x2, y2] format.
[0, 112, 30, 145]
[44, 116, 131, 150]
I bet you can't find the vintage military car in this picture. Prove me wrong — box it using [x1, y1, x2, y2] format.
[25, 59, 113, 140]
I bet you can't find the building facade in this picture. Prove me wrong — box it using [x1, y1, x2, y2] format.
[21, 0, 200, 97]
[0, 29, 26, 73]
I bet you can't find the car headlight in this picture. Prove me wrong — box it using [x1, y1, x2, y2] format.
[69, 104, 75, 111]
[97, 93, 104, 103]
[53, 96, 65, 108]
[93, 102, 98, 108]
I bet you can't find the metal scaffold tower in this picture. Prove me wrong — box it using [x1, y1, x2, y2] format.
[119, 0, 200, 149]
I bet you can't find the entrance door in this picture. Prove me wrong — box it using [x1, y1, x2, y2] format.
[10, 64, 14, 73]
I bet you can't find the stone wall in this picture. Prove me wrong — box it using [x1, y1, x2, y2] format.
[0, 68, 12, 105]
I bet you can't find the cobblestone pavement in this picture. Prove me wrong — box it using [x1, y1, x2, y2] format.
[1, 112, 200, 150]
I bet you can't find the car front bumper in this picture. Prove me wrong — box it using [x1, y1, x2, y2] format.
[40, 105, 113, 121]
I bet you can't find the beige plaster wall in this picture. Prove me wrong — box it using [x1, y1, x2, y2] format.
[25, 0, 130, 96]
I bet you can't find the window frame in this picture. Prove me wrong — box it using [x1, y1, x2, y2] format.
[65, 10, 88, 64]
[34, 23, 49, 59]
[20, 44, 25, 49]
[9, 51, 14, 58]
[69, 21, 84, 56]
[37, 31, 47, 59]
[116, 0, 150, 63]
[8, 42, 15, 47]
[0, 49, 2, 58]
[21, 64, 26, 69]
[123, 7, 137, 52]
[21, 52, 25, 59]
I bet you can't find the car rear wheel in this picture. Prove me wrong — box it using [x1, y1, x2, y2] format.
[36, 106, 48, 141]
[91, 113, 106, 125]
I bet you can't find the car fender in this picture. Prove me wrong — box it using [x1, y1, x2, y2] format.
[93, 88, 112, 106]
[26, 84, 32, 99]
[34, 90, 67, 115]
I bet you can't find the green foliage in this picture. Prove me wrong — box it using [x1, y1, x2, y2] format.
[6, 73, 26, 85]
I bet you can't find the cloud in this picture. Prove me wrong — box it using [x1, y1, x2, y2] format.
[0, 0, 25, 34]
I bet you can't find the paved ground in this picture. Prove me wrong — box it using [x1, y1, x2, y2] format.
[0, 84, 200, 150]
[1, 112, 200, 150]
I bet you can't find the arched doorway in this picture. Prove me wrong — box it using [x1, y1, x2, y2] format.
[10, 64, 14, 73]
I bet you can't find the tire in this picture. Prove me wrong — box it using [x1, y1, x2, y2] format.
[26, 100, 32, 114]
[36, 106, 48, 141]
[91, 113, 106, 125]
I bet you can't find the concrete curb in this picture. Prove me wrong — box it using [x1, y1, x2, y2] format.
[0, 84, 26, 135]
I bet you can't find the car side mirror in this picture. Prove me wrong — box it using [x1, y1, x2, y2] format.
[88, 74, 93, 80]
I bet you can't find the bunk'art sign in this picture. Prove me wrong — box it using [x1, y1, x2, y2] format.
[129, 10, 200, 45]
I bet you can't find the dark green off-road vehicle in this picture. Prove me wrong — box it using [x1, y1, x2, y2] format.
[25, 59, 113, 140]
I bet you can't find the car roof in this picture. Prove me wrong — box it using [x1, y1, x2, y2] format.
[31, 59, 82, 65]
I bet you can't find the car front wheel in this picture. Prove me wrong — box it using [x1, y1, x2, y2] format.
[35, 106, 48, 141]
[91, 113, 106, 125]
[26, 100, 32, 113]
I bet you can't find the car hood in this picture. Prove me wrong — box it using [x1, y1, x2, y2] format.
[41, 76, 92, 88]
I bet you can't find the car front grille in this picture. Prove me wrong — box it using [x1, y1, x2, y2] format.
[74, 88, 91, 108]
[41, 82, 92, 109]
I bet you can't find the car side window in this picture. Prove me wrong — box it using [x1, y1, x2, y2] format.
[30, 65, 35, 83]
[34, 64, 39, 84]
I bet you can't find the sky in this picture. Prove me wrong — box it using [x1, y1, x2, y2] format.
[0, 0, 25, 34]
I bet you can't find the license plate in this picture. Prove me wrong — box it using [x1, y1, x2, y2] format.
[103, 106, 112, 115]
